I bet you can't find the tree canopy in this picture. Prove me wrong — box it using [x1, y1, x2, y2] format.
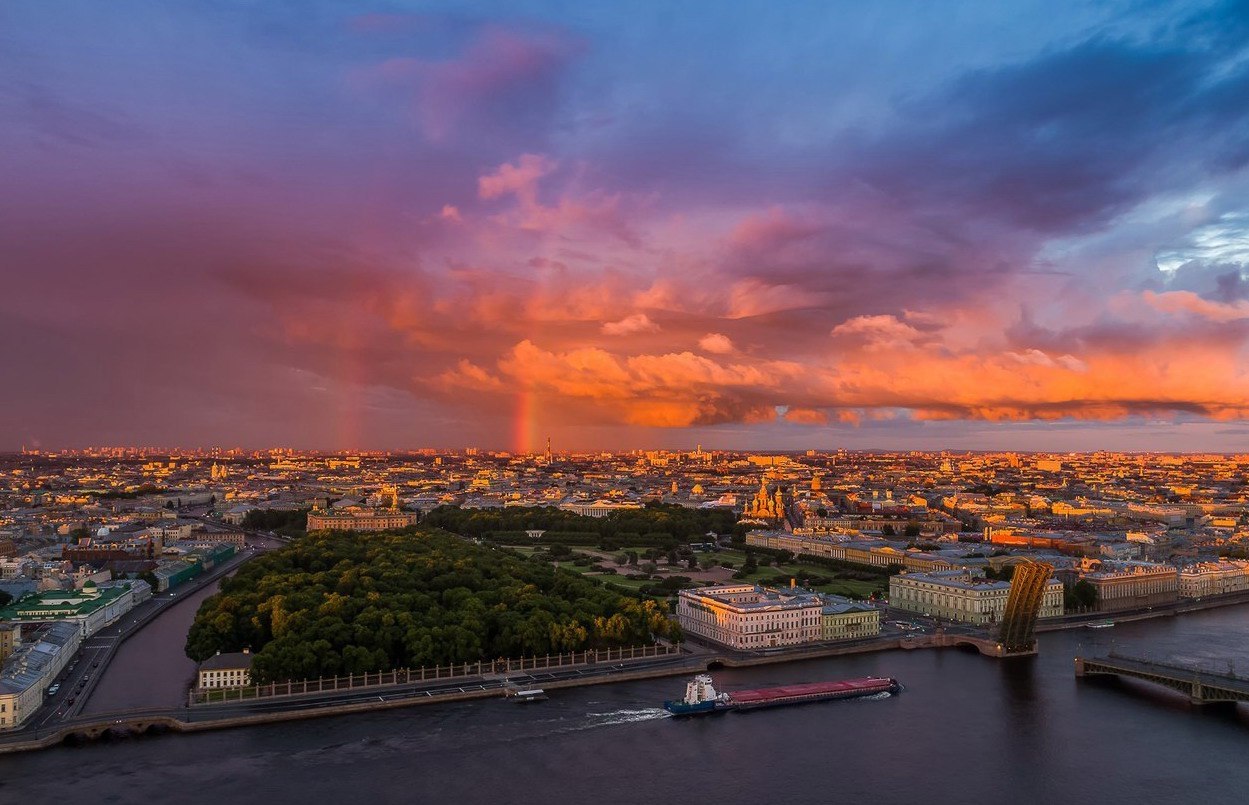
[422, 502, 739, 550]
[185, 529, 679, 683]
[243, 507, 309, 537]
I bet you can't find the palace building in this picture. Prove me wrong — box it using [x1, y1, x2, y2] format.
[1178, 561, 1249, 598]
[1079, 561, 1178, 612]
[677, 583, 880, 650]
[889, 569, 1063, 625]
[305, 507, 418, 533]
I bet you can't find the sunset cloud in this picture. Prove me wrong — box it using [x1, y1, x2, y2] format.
[602, 313, 660, 336]
[4, 2, 1249, 450]
[1141, 290, 1249, 322]
[698, 333, 734, 354]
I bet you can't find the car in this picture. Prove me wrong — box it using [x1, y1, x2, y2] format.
[92, 661, 99, 667]
[67, 697, 75, 705]
[47, 685, 60, 695]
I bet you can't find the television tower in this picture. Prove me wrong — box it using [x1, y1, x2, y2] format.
[545, 436, 552, 464]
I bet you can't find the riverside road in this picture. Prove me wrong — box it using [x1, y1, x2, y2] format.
[24, 528, 286, 731]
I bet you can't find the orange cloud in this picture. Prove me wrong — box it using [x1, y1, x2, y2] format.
[1141, 290, 1249, 322]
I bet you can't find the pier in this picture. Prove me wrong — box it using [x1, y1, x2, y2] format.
[1075, 653, 1249, 704]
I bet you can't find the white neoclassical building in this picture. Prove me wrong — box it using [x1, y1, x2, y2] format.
[889, 570, 1063, 625]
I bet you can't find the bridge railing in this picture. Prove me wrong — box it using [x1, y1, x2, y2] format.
[189, 643, 680, 706]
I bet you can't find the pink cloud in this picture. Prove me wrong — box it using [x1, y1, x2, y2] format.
[478, 154, 557, 202]
[728, 206, 823, 252]
[698, 333, 734, 354]
[602, 313, 660, 336]
[352, 27, 580, 141]
[477, 153, 638, 245]
[830, 314, 927, 350]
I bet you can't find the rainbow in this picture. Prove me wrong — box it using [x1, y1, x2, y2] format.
[513, 387, 536, 454]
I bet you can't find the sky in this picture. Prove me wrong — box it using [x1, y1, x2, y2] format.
[3, 0, 1249, 453]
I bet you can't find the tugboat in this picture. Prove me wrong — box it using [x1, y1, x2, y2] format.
[663, 673, 900, 716]
[663, 674, 730, 715]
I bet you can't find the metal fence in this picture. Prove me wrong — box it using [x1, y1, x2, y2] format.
[190, 643, 680, 705]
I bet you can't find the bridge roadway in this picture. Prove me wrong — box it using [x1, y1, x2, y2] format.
[1075, 654, 1249, 704]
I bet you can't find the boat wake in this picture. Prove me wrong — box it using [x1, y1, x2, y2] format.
[585, 708, 672, 726]
[858, 691, 892, 701]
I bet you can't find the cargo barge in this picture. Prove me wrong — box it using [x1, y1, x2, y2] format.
[663, 673, 900, 716]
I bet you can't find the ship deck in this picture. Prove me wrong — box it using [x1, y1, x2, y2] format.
[728, 677, 891, 704]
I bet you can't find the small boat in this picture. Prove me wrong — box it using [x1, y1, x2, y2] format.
[1085, 621, 1115, 629]
[509, 688, 548, 703]
[663, 673, 900, 716]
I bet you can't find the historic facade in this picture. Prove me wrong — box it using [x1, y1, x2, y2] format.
[677, 583, 880, 650]
[1178, 561, 1249, 598]
[306, 508, 418, 533]
[197, 650, 254, 689]
[743, 480, 787, 521]
[889, 569, 1063, 625]
[1080, 561, 1178, 612]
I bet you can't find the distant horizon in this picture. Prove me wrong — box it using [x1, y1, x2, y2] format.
[7, 443, 1247, 457]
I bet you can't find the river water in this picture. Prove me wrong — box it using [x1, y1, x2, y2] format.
[82, 579, 224, 714]
[3, 607, 1248, 804]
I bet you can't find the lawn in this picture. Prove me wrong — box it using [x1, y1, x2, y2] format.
[513, 544, 888, 601]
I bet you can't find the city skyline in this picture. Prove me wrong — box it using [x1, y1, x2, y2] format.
[5, 1, 1249, 452]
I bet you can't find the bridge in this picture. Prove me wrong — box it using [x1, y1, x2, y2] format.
[1075, 654, 1249, 704]
[995, 559, 1054, 656]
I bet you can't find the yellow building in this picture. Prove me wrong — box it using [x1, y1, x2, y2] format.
[1178, 561, 1249, 598]
[0, 624, 18, 663]
[306, 508, 418, 532]
[889, 570, 1063, 625]
[746, 532, 954, 573]
[0, 622, 80, 730]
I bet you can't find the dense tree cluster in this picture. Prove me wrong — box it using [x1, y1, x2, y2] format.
[1064, 579, 1097, 610]
[185, 529, 679, 683]
[423, 502, 740, 550]
[242, 507, 309, 537]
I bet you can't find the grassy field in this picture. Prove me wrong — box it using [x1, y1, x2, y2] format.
[509, 543, 887, 601]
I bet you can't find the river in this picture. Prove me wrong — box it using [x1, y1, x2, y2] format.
[3, 607, 1248, 804]
[81, 578, 225, 714]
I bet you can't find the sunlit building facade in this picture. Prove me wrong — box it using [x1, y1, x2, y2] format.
[677, 583, 879, 649]
[306, 508, 418, 532]
[890, 569, 1063, 625]
[1177, 561, 1249, 598]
